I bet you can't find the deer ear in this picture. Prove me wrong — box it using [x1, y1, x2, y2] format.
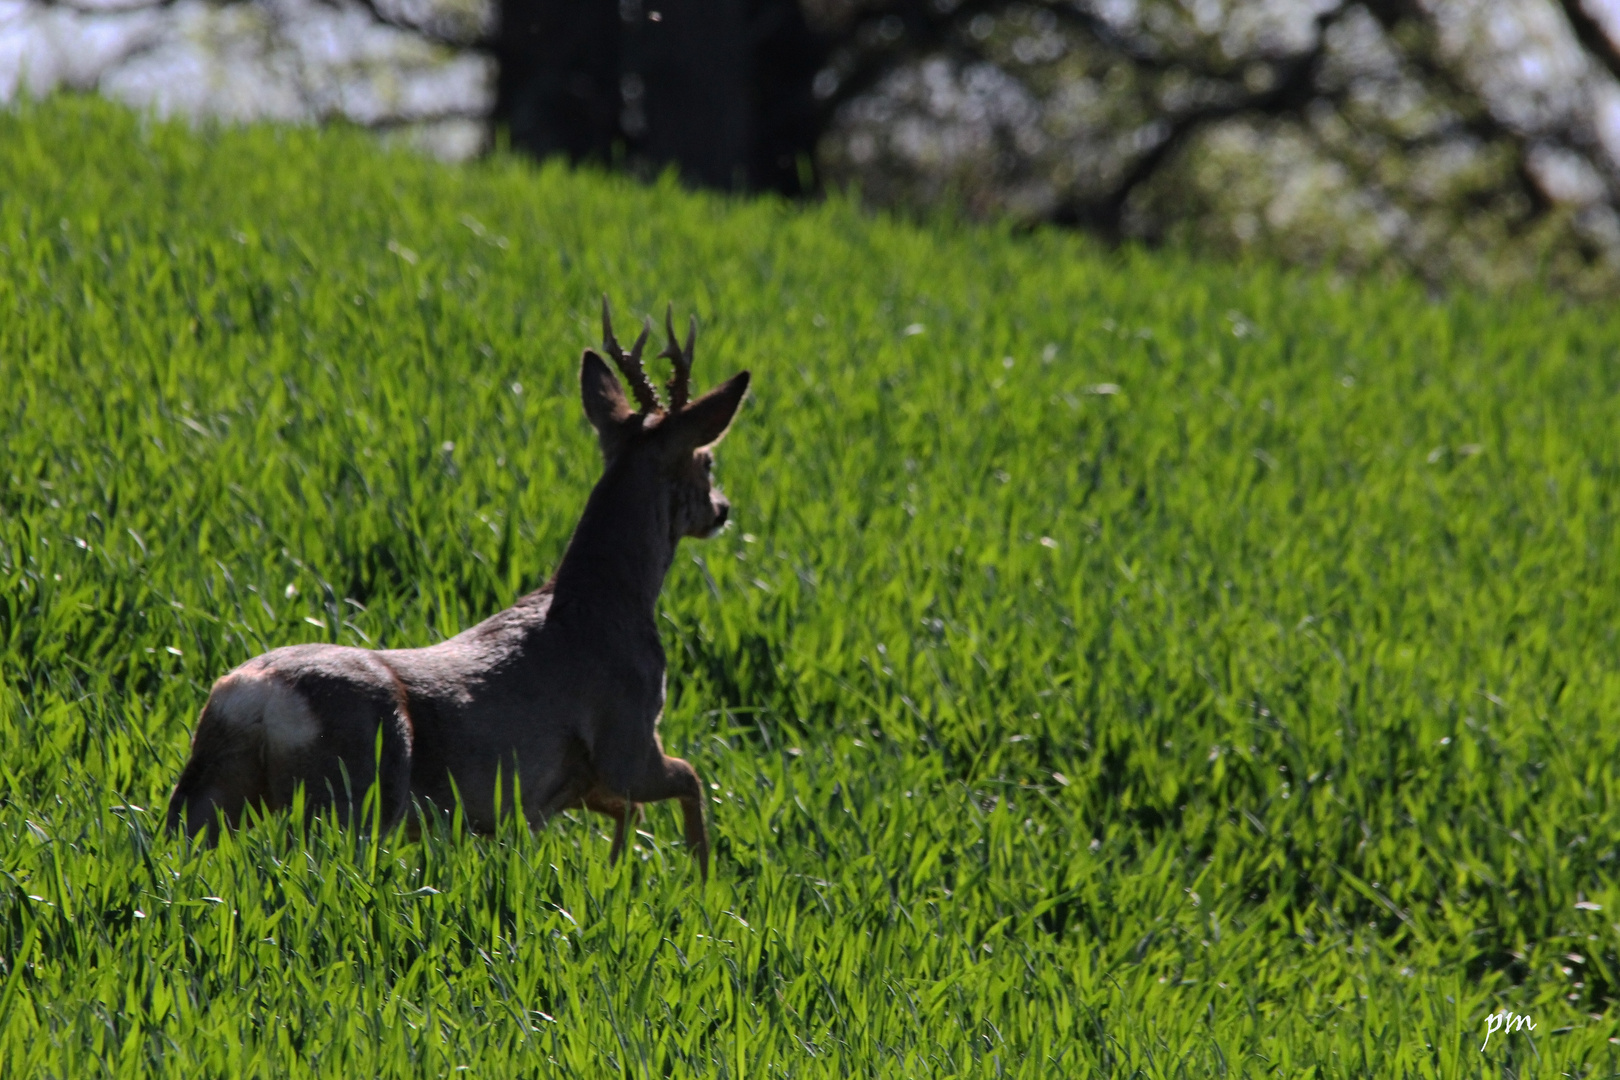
[667, 370, 750, 450]
[581, 349, 633, 435]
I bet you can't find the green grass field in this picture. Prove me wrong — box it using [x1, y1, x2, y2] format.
[3, 97, 1620, 1077]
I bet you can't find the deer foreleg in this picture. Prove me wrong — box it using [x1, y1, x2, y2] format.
[679, 786, 709, 883]
[581, 787, 641, 866]
[609, 800, 632, 865]
[619, 754, 708, 882]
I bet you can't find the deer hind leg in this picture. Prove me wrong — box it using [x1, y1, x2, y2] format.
[166, 667, 314, 840]
[296, 715, 413, 835]
[284, 669, 414, 836]
[167, 660, 414, 840]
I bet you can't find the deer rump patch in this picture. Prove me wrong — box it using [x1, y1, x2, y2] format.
[208, 667, 321, 752]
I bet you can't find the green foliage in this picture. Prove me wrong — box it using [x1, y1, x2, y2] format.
[3, 96, 1620, 1075]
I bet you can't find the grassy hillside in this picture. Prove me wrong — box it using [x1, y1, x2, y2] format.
[3, 97, 1620, 1077]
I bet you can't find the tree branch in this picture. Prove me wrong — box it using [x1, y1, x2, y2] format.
[1555, 0, 1620, 84]
[32, 0, 179, 13]
[35, 0, 494, 49]
[328, 0, 494, 50]
[1049, 4, 1352, 238]
[813, 0, 1006, 118]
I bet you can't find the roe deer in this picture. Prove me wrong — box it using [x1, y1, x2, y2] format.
[165, 299, 750, 880]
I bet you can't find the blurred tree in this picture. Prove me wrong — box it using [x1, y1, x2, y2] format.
[1, 0, 498, 159]
[808, 0, 1620, 289]
[8, 0, 1620, 287]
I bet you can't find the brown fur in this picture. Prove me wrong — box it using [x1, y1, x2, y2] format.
[166, 312, 749, 881]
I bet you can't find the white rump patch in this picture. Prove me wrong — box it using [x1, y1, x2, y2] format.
[209, 667, 319, 751]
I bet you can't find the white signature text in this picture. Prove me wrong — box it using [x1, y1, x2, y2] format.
[1481, 1010, 1536, 1051]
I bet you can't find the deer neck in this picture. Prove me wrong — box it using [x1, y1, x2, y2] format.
[549, 457, 675, 621]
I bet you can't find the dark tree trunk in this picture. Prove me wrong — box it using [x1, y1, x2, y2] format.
[744, 0, 825, 194]
[494, 0, 622, 163]
[492, 0, 824, 195]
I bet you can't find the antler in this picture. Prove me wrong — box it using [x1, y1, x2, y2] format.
[601, 295, 661, 413]
[659, 303, 697, 412]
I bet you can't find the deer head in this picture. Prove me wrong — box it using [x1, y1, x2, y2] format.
[581, 297, 750, 542]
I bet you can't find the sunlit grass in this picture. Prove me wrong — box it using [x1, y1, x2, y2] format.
[2, 96, 1620, 1076]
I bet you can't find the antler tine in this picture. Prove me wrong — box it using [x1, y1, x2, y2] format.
[600, 294, 661, 413]
[659, 303, 697, 412]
